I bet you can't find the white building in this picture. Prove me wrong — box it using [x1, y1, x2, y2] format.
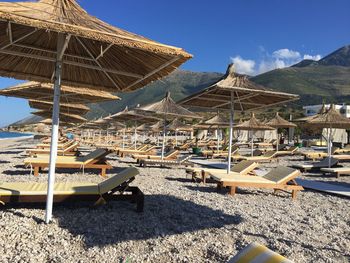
[303, 104, 350, 118]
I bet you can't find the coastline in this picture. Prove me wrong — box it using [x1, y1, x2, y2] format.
[0, 136, 34, 149]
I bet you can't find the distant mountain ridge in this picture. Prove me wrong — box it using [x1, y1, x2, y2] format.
[8, 44, 350, 126]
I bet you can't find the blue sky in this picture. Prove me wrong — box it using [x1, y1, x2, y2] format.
[1, 0, 350, 127]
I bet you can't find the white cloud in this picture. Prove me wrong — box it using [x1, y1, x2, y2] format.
[230, 48, 322, 76]
[230, 56, 256, 75]
[272, 49, 301, 60]
[303, 54, 322, 61]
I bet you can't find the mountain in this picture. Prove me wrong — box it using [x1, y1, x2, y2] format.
[252, 45, 350, 105]
[8, 44, 350, 126]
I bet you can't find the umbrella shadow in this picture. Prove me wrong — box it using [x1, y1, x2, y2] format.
[54, 194, 243, 248]
[0, 160, 10, 164]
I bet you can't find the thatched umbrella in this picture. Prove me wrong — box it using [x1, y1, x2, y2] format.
[32, 110, 87, 123]
[0, 82, 120, 103]
[0, 0, 191, 223]
[166, 118, 193, 146]
[150, 120, 165, 146]
[111, 106, 159, 149]
[267, 112, 297, 150]
[29, 99, 89, 115]
[137, 92, 201, 159]
[307, 104, 350, 166]
[179, 64, 298, 173]
[204, 113, 229, 150]
[234, 113, 274, 156]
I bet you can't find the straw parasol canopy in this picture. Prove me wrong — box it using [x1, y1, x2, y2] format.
[150, 120, 165, 132]
[139, 92, 201, 120]
[32, 110, 87, 123]
[0, 82, 119, 103]
[136, 123, 152, 132]
[234, 113, 274, 131]
[111, 106, 160, 123]
[204, 113, 230, 128]
[0, 0, 192, 91]
[179, 64, 299, 112]
[29, 99, 89, 115]
[267, 112, 297, 128]
[167, 118, 193, 132]
[40, 118, 73, 127]
[307, 104, 350, 129]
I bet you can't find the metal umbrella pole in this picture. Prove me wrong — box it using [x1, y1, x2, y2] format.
[227, 91, 235, 174]
[161, 115, 167, 160]
[134, 120, 137, 150]
[45, 33, 70, 224]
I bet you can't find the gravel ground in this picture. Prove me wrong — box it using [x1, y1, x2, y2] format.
[0, 138, 349, 262]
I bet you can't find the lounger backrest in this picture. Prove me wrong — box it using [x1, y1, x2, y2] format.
[331, 147, 340, 154]
[178, 155, 192, 163]
[80, 148, 109, 164]
[262, 166, 300, 184]
[165, 149, 179, 158]
[98, 167, 139, 194]
[232, 160, 257, 174]
[228, 242, 292, 263]
[288, 146, 298, 152]
[315, 157, 338, 168]
[64, 142, 78, 152]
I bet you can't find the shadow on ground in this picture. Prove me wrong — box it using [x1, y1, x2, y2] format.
[0, 151, 24, 155]
[51, 194, 243, 247]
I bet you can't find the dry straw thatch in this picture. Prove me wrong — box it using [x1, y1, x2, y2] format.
[111, 106, 160, 124]
[0, 81, 119, 103]
[29, 99, 89, 115]
[0, 0, 192, 91]
[166, 118, 193, 132]
[179, 64, 299, 111]
[307, 104, 350, 129]
[32, 110, 87, 123]
[139, 92, 201, 120]
[266, 112, 297, 128]
[204, 113, 230, 127]
[234, 113, 274, 131]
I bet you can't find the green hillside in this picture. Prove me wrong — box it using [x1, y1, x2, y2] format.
[251, 65, 350, 105]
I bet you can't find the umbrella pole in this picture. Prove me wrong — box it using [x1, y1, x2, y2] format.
[328, 127, 332, 168]
[175, 130, 177, 146]
[251, 131, 254, 157]
[217, 127, 220, 151]
[134, 121, 137, 150]
[161, 115, 167, 160]
[122, 128, 125, 149]
[227, 92, 235, 174]
[45, 34, 70, 224]
[276, 130, 279, 152]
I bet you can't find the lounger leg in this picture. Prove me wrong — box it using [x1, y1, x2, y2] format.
[292, 190, 298, 200]
[34, 167, 39, 176]
[201, 171, 206, 185]
[131, 187, 144, 213]
[217, 182, 222, 192]
[229, 186, 236, 196]
[101, 168, 106, 177]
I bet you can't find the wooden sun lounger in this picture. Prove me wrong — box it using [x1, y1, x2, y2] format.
[36, 139, 75, 150]
[320, 167, 350, 178]
[187, 160, 258, 184]
[231, 151, 278, 163]
[133, 149, 179, 162]
[139, 155, 193, 167]
[275, 146, 299, 157]
[24, 149, 112, 177]
[0, 167, 144, 212]
[228, 242, 292, 263]
[217, 166, 304, 199]
[115, 144, 148, 153]
[119, 145, 157, 157]
[27, 142, 80, 157]
[291, 157, 340, 172]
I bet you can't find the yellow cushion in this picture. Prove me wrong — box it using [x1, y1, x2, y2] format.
[0, 182, 98, 196]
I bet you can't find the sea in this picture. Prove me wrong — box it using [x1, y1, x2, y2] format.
[0, 131, 33, 140]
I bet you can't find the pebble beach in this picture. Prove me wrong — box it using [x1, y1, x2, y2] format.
[0, 138, 349, 262]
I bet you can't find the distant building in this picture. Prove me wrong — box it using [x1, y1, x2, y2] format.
[303, 104, 350, 118]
